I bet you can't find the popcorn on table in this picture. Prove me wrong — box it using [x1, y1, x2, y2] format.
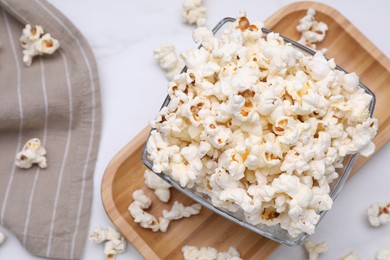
[341, 251, 365, 260]
[304, 240, 328, 260]
[128, 189, 201, 232]
[182, 0, 206, 27]
[154, 43, 185, 80]
[147, 12, 378, 238]
[89, 226, 126, 260]
[296, 9, 328, 53]
[20, 24, 60, 67]
[367, 202, 390, 227]
[182, 246, 241, 260]
[15, 138, 47, 169]
[376, 250, 390, 260]
[144, 169, 172, 202]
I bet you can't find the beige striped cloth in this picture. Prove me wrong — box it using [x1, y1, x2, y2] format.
[0, 0, 101, 259]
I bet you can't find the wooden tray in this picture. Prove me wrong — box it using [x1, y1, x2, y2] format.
[102, 2, 390, 259]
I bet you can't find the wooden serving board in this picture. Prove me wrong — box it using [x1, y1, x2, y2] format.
[102, 2, 390, 259]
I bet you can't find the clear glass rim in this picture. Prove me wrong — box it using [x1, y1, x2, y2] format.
[141, 17, 376, 246]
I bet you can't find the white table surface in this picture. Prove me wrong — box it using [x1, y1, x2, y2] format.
[1, 0, 389, 259]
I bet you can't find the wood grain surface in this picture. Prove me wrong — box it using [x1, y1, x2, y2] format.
[101, 2, 390, 259]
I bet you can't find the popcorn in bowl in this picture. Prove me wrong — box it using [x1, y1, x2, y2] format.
[144, 12, 377, 244]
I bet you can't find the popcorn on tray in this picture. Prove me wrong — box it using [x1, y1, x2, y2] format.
[147, 12, 378, 238]
[304, 240, 328, 260]
[144, 169, 172, 202]
[367, 202, 390, 227]
[20, 24, 60, 67]
[182, 245, 242, 260]
[89, 226, 126, 260]
[296, 9, 328, 54]
[15, 138, 47, 169]
[128, 189, 202, 232]
[182, 0, 206, 27]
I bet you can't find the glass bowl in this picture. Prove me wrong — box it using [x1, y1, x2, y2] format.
[142, 17, 376, 246]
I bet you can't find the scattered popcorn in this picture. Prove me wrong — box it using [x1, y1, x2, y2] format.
[341, 251, 365, 260]
[0, 232, 5, 245]
[20, 24, 59, 66]
[89, 226, 126, 260]
[89, 226, 121, 244]
[15, 138, 47, 169]
[183, 0, 206, 27]
[144, 169, 172, 202]
[104, 237, 126, 260]
[367, 202, 390, 227]
[128, 189, 202, 232]
[154, 43, 185, 80]
[376, 250, 390, 260]
[304, 240, 328, 260]
[182, 246, 241, 260]
[147, 12, 377, 238]
[128, 189, 159, 231]
[296, 9, 328, 54]
[159, 201, 201, 232]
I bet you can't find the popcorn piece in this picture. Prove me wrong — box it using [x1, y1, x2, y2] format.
[147, 12, 377, 238]
[159, 201, 201, 232]
[154, 43, 185, 80]
[296, 9, 328, 52]
[104, 237, 126, 260]
[15, 138, 47, 169]
[89, 226, 126, 260]
[341, 251, 365, 260]
[304, 240, 328, 260]
[183, 0, 206, 27]
[144, 170, 171, 202]
[0, 232, 5, 245]
[367, 202, 390, 227]
[182, 246, 242, 260]
[376, 250, 390, 260]
[20, 24, 59, 66]
[128, 189, 159, 232]
[193, 27, 216, 51]
[89, 226, 121, 244]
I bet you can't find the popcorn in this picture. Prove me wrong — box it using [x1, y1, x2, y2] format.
[341, 251, 365, 260]
[128, 190, 159, 231]
[128, 189, 202, 232]
[376, 250, 390, 260]
[89, 226, 121, 244]
[303, 240, 328, 260]
[15, 138, 47, 169]
[144, 170, 171, 202]
[147, 12, 377, 238]
[183, 0, 206, 27]
[0, 232, 5, 245]
[20, 24, 59, 66]
[159, 201, 201, 232]
[296, 9, 328, 53]
[154, 43, 185, 80]
[367, 202, 390, 227]
[182, 246, 242, 260]
[89, 226, 126, 260]
[104, 237, 126, 260]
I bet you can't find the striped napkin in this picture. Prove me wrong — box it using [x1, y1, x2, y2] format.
[0, 0, 101, 259]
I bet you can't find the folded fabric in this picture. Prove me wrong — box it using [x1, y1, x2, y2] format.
[0, 0, 101, 259]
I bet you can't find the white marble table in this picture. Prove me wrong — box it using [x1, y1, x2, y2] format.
[1, 0, 390, 259]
